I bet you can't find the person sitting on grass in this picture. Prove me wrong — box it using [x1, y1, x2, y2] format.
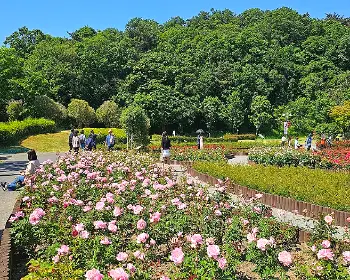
[1, 150, 40, 191]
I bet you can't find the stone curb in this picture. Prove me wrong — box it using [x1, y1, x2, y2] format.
[0, 198, 22, 279]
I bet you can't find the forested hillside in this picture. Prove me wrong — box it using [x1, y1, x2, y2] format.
[1, 8, 350, 134]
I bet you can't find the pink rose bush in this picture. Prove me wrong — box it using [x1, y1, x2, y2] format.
[10, 152, 350, 279]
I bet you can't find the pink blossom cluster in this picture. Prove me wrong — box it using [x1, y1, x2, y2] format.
[29, 208, 46, 225]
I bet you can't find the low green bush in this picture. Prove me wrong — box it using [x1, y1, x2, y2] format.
[0, 118, 56, 146]
[82, 128, 126, 144]
[151, 134, 256, 144]
[193, 162, 350, 212]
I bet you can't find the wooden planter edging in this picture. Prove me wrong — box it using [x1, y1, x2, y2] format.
[0, 198, 22, 280]
[186, 167, 350, 228]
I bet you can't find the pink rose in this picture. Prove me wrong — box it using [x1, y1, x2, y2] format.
[255, 193, 263, 199]
[317, 249, 334, 260]
[133, 205, 144, 215]
[150, 212, 161, 223]
[109, 268, 129, 280]
[136, 233, 149, 243]
[321, 240, 331, 248]
[137, 219, 147, 230]
[113, 206, 123, 217]
[100, 237, 112, 245]
[126, 263, 136, 274]
[217, 257, 227, 269]
[347, 217, 350, 223]
[95, 201, 105, 211]
[207, 245, 220, 259]
[324, 215, 333, 225]
[116, 252, 128, 262]
[57, 245, 70, 255]
[93, 220, 107, 229]
[278, 251, 292, 266]
[160, 276, 170, 280]
[170, 247, 184, 265]
[108, 221, 118, 233]
[257, 238, 270, 251]
[214, 210, 222, 216]
[75, 223, 85, 232]
[343, 251, 350, 264]
[80, 230, 89, 239]
[190, 234, 203, 248]
[85, 268, 104, 280]
[247, 233, 256, 243]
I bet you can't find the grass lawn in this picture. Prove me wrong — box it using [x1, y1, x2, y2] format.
[21, 131, 70, 153]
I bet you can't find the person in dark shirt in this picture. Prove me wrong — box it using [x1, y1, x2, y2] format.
[161, 131, 171, 164]
[68, 129, 74, 152]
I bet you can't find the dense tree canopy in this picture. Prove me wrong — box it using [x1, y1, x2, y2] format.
[1, 7, 350, 135]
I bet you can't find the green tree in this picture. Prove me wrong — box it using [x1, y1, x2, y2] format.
[330, 101, 350, 133]
[201, 96, 222, 133]
[249, 95, 273, 135]
[67, 99, 96, 128]
[222, 91, 245, 133]
[4, 26, 47, 57]
[120, 106, 150, 148]
[96, 100, 121, 127]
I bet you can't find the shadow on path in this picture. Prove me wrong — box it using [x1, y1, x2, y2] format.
[0, 161, 27, 176]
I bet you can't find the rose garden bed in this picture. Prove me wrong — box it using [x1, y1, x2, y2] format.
[6, 152, 350, 279]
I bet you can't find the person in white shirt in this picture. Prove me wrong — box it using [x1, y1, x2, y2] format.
[72, 130, 80, 153]
[294, 137, 301, 149]
[2, 150, 40, 191]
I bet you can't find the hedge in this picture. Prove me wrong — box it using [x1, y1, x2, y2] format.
[193, 162, 350, 212]
[82, 128, 127, 144]
[0, 118, 56, 146]
[151, 134, 256, 143]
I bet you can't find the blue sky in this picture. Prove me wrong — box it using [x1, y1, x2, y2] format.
[1, 0, 350, 43]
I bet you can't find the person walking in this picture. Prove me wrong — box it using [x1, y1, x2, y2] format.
[68, 128, 74, 152]
[199, 134, 204, 149]
[197, 133, 201, 149]
[89, 130, 97, 150]
[161, 131, 171, 164]
[1, 150, 40, 191]
[72, 130, 80, 154]
[79, 130, 86, 150]
[306, 133, 312, 151]
[105, 130, 115, 151]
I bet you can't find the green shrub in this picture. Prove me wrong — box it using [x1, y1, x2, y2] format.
[6, 100, 24, 121]
[0, 118, 56, 145]
[96, 100, 121, 127]
[30, 96, 67, 125]
[152, 134, 256, 144]
[193, 162, 350, 211]
[67, 99, 96, 128]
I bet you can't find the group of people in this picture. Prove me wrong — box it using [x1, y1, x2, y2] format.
[69, 129, 116, 153]
[68, 129, 97, 153]
[282, 132, 334, 151]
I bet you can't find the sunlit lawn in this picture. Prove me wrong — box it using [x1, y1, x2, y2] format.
[21, 131, 70, 153]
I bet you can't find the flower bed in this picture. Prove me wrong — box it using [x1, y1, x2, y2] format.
[248, 146, 350, 170]
[149, 145, 246, 162]
[10, 152, 350, 279]
[193, 162, 350, 212]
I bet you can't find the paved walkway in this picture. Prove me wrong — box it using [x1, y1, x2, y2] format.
[0, 152, 60, 236]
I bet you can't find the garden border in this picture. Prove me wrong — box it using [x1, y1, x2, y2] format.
[0, 198, 22, 280]
[184, 164, 350, 227]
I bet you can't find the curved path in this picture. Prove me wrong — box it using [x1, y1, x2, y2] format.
[0, 152, 60, 239]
